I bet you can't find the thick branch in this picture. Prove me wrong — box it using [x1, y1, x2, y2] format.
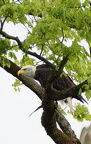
[51, 80, 88, 101]
[0, 58, 43, 99]
[56, 110, 81, 144]
[58, 55, 69, 75]
[41, 91, 74, 144]
[56, 110, 78, 143]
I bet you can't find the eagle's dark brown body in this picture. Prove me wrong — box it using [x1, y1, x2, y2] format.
[34, 64, 87, 103]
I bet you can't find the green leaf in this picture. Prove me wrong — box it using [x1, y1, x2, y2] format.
[0, 38, 10, 54]
[20, 55, 35, 67]
[85, 90, 91, 100]
[12, 79, 23, 92]
[8, 52, 17, 60]
[87, 78, 91, 85]
[74, 103, 91, 121]
[2, 57, 10, 68]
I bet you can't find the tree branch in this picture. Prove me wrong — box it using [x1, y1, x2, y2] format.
[0, 58, 43, 99]
[46, 55, 68, 91]
[0, 30, 22, 48]
[0, 30, 54, 68]
[41, 92, 74, 144]
[28, 50, 55, 69]
[57, 55, 69, 76]
[50, 80, 88, 101]
[56, 110, 77, 143]
[41, 90, 77, 144]
[0, 16, 7, 31]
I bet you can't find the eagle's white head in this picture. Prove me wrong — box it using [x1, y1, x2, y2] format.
[17, 65, 36, 78]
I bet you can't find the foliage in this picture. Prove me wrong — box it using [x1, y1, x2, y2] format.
[12, 79, 23, 92]
[0, 0, 91, 121]
[74, 103, 91, 121]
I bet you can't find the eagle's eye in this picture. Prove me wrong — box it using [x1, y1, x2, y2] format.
[22, 68, 26, 71]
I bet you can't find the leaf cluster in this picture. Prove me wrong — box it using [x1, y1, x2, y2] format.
[12, 79, 23, 91]
[74, 103, 91, 121]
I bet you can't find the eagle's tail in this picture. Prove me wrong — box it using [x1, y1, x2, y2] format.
[76, 95, 88, 104]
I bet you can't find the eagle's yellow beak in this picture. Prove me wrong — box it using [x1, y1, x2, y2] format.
[17, 70, 24, 76]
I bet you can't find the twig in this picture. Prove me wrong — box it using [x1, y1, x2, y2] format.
[0, 16, 7, 31]
[61, 27, 65, 44]
[40, 44, 44, 56]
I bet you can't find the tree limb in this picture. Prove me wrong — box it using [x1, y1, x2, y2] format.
[0, 58, 43, 99]
[50, 80, 88, 101]
[41, 90, 75, 144]
[28, 50, 55, 69]
[56, 110, 78, 143]
[0, 30, 22, 48]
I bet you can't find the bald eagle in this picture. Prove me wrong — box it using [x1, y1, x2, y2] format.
[17, 64, 87, 105]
